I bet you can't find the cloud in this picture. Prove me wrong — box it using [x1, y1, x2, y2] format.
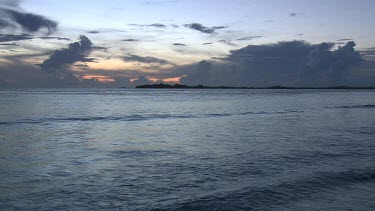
[236, 36, 262, 41]
[218, 39, 237, 46]
[337, 38, 353, 41]
[173, 43, 187, 46]
[148, 23, 167, 28]
[123, 54, 174, 65]
[122, 39, 139, 42]
[128, 23, 167, 28]
[0, 33, 32, 42]
[38, 36, 70, 41]
[87, 30, 100, 34]
[289, 13, 297, 17]
[0, 0, 20, 7]
[87, 29, 126, 34]
[131, 76, 152, 86]
[203, 42, 213, 45]
[180, 40, 369, 87]
[0, 42, 17, 46]
[0, 9, 57, 33]
[184, 23, 227, 34]
[38, 35, 94, 73]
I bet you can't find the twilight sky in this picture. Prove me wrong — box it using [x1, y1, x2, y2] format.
[1, 0, 375, 87]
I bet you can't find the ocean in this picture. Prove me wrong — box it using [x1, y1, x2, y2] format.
[0, 89, 375, 210]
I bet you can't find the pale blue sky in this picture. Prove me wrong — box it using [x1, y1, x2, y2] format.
[21, 0, 375, 45]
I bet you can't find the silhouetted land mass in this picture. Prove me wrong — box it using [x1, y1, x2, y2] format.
[135, 83, 375, 89]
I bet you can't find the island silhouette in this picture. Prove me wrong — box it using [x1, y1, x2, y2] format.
[135, 83, 375, 89]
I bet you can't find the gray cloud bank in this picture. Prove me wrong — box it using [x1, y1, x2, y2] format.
[1, 37, 375, 88]
[181, 41, 374, 87]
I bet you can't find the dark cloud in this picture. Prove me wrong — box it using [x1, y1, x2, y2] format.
[38, 36, 70, 41]
[148, 23, 167, 28]
[122, 39, 139, 42]
[0, 33, 33, 42]
[180, 41, 368, 87]
[123, 54, 173, 65]
[0, 9, 57, 33]
[236, 36, 262, 41]
[203, 42, 213, 45]
[173, 43, 187, 46]
[87, 30, 100, 34]
[289, 13, 297, 17]
[184, 23, 227, 34]
[218, 39, 237, 46]
[38, 35, 94, 73]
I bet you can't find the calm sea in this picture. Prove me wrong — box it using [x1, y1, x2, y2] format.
[1, 89, 375, 210]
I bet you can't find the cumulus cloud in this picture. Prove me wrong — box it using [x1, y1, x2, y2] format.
[184, 23, 227, 34]
[180, 40, 369, 87]
[38, 35, 94, 73]
[123, 54, 174, 65]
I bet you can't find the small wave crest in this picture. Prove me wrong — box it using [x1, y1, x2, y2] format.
[0, 110, 303, 126]
[330, 104, 375, 109]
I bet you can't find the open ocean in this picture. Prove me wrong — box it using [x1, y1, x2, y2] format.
[1, 89, 375, 210]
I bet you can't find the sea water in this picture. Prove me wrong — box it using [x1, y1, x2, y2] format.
[1, 89, 375, 210]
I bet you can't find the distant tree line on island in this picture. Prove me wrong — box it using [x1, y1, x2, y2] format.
[135, 83, 375, 89]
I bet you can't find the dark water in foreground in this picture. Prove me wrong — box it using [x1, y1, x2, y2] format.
[1, 89, 375, 210]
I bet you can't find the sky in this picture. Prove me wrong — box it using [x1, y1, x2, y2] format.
[1, 0, 375, 87]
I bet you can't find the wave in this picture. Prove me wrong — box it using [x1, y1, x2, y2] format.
[153, 169, 375, 210]
[0, 110, 303, 126]
[330, 104, 375, 109]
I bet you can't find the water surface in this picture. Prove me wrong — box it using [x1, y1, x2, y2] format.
[1, 89, 375, 210]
